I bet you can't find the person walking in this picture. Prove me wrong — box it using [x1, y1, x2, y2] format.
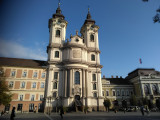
[140, 106, 144, 116]
[60, 106, 64, 119]
[10, 107, 15, 120]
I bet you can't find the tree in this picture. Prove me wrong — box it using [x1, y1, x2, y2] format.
[142, 0, 160, 23]
[130, 94, 138, 106]
[0, 68, 12, 105]
[103, 98, 111, 112]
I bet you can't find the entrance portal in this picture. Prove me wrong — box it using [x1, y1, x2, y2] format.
[75, 95, 80, 100]
[74, 95, 82, 111]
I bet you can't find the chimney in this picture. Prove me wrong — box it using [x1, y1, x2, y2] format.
[116, 76, 118, 78]
[111, 75, 114, 78]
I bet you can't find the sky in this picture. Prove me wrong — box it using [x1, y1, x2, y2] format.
[0, 0, 160, 78]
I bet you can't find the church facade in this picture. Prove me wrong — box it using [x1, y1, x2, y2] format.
[44, 5, 104, 112]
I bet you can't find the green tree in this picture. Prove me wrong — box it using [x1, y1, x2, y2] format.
[142, 0, 160, 23]
[130, 95, 138, 106]
[0, 68, 12, 105]
[103, 98, 111, 112]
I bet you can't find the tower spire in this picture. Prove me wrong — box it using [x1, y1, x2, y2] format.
[52, 0, 65, 19]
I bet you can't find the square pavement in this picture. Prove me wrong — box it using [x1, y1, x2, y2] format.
[0, 111, 160, 120]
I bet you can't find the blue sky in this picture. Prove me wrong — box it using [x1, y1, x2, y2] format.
[0, 0, 160, 78]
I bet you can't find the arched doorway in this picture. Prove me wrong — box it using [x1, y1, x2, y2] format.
[74, 95, 82, 112]
[75, 95, 80, 100]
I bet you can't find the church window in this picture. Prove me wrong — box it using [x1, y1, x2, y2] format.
[55, 51, 59, 58]
[74, 71, 80, 84]
[93, 83, 96, 90]
[53, 92, 57, 98]
[91, 54, 95, 61]
[54, 72, 58, 79]
[56, 30, 60, 37]
[92, 74, 96, 81]
[152, 85, 158, 95]
[144, 84, 150, 95]
[90, 34, 94, 42]
[53, 82, 57, 89]
[93, 92, 97, 97]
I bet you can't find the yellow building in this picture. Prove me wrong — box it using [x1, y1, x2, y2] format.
[0, 57, 46, 113]
[102, 76, 134, 109]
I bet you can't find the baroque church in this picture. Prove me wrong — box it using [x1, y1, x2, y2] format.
[44, 4, 104, 111]
[0, 2, 160, 114]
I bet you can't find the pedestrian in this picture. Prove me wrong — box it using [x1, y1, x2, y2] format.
[10, 107, 15, 120]
[140, 106, 144, 116]
[145, 105, 149, 115]
[123, 108, 126, 113]
[60, 106, 64, 119]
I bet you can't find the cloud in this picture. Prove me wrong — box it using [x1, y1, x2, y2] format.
[0, 39, 47, 61]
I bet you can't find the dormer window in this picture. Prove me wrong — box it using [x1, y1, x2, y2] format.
[91, 54, 95, 61]
[56, 30, 60, 37]
[90, 34, 94, 42]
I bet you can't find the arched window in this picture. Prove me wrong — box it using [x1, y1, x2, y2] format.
[90, 34, 94, 42]
[56, 30, 60, 37]
[53, 92, 57, 98]
[74, 71, 80, 84]
[93, 83, 96, 90]
[144, 84, 150, 95]
[53, 82, 57, 89]
[91, 54, 95, 61]
[55, 51, 59, 58]
[152, 85, 158, 95]
[92, 74, 96, 81]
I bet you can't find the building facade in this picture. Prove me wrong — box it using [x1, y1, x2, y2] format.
[102, 76, 134, 109]
[44, 5, 104, 112]
[126, 68, 160, 108]
[0, 57, 46, 113]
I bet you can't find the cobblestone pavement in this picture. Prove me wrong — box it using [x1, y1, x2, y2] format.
[0, 111, 160, 120]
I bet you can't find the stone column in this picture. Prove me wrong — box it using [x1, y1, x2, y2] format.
[64, 70, 67, 97]
[69, 69, 73, 97]
[157, 83, 160, 94]
[140, 83, 145, 97]
[149, 83, 153, 95]
[85, 70, 88, 97]
[82, 69, 85, 97]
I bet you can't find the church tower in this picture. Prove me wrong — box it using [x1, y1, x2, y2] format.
[45, 3, 104, 112]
